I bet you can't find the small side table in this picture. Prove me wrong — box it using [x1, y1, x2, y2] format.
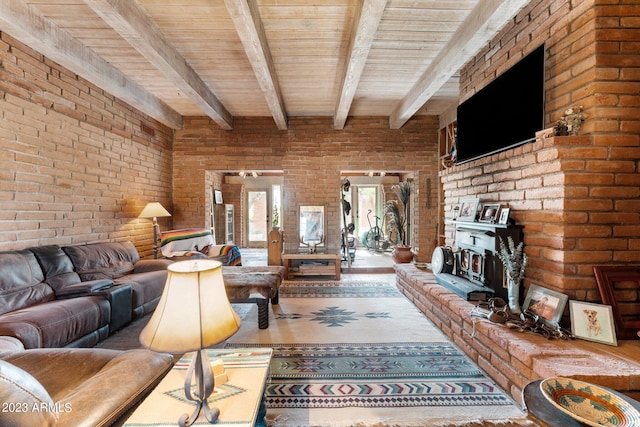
[124, 348, 272, 427]
[523, 379, 640, 426]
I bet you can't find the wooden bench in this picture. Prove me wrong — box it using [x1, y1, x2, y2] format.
[222, 266, 285, 329]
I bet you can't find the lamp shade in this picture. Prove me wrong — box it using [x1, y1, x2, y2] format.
[139, 260, 241, 353]
[139, 202, 171, 219]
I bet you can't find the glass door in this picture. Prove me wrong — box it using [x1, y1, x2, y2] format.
[246, 189, 268, 248]
[354, 185, 380, 247]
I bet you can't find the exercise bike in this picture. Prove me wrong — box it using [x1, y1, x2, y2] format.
[364, 209, 392, 252]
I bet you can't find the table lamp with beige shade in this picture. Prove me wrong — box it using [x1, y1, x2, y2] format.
[139, 259, 241, 426]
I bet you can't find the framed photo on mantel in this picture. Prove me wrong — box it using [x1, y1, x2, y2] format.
[498, 207, 511, 225]
[479, 203, 500, 223]
[457, 198, 479, 222]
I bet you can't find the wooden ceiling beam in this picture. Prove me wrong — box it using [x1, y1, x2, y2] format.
[225, 0, 287, 130]
[0, 0, 182, 129]
[333, 0, 387, 130]
[389, 0, 530, 129]
[84, 0, 233, 130]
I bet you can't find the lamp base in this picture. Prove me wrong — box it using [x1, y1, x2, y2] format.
[153, 221, 160, 259]
[179, 350, 219, 426]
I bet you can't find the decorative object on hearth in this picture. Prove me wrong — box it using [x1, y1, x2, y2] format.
[385, 181, 413, 263]
[496, 236, 528, 314]
[139, 260, 241, 427]
[431, 246, 454, 274]
[540, 377, 640, 426]
[593, 265, 640, 340]
[554, 105, 586, 136]
[471, 297, 573, 340]
[522, 284, 568, 328]
[569, 300, 617, 346]
[138, 202, 171, 259]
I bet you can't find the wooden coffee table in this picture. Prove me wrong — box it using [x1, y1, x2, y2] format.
[282, 253, 341, 279]
[123, 348, 272, 427]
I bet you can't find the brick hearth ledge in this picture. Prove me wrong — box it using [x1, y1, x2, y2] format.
[394, 264, 640, 405]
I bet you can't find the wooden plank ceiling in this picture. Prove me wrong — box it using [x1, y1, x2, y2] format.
[0, 0, 531, 130]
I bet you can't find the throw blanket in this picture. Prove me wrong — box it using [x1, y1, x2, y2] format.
[216, 244, 242, 266]
[160, 228, 213, 256]
[160, 228, 242, 265]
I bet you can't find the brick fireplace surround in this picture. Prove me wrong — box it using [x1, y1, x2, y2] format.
[395, 264, 640, 405]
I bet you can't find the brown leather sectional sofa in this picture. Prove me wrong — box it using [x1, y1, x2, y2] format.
[0, 241, 174, 425]
[0, 241, 171, 349]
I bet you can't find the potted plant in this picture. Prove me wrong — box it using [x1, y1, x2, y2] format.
[384, 181, 413, 263]
[496, 236, 528, 314]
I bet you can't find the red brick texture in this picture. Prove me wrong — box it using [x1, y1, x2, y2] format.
[173, 116, 440, 258]
[445, 0, 640, 301]
[0, 33, 173, 257]
[396, 264, 640, 404]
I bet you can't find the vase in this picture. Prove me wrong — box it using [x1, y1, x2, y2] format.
[507, 277, 521, 314]
[392, 246, 414, 264]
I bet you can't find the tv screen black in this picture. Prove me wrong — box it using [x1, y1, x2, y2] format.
[455, 44, 545, 163]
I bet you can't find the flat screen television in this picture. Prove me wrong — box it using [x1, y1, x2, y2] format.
[455, 44, 545, 164]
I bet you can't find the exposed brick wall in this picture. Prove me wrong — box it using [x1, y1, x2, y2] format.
[173, 116, 440, 260]
[0, 33, 173, 257]
[443, 0, 640, 301]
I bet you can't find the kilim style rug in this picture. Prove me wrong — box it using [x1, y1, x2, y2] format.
[226, 279, 530, 427]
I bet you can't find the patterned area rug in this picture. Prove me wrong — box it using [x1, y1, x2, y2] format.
[226, 279, 529, 426]
[279, 281, 402, 298]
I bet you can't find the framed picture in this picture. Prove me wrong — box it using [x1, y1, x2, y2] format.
[479, 204, 500, 223]
[457, 198, 479, 222]
[299, 205, 325, 245]
[498, 207, 510, 225]
[214, 190, 223, 204]
[593, 266, 640, 339]
[522, 284, 568, 327]
[569, 300, 617, 346]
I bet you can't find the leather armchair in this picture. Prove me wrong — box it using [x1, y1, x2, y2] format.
[0, 344, 173, 427]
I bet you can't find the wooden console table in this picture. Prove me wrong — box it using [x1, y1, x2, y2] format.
[123, 348, 272, 427]
[282, 253, 341, 280]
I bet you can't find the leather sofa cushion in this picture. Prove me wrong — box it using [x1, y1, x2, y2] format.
[133, 258, 173, 274]
[30, 245, 83, 292]
[63, 242, 140, 281]
[0, 359, 58, 426]
[115, 270, 167, 318]
[0, 296, 110, 349]
[0, 249, 54, 315]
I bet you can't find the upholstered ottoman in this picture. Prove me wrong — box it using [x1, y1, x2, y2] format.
[222, 266, 285, 329]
